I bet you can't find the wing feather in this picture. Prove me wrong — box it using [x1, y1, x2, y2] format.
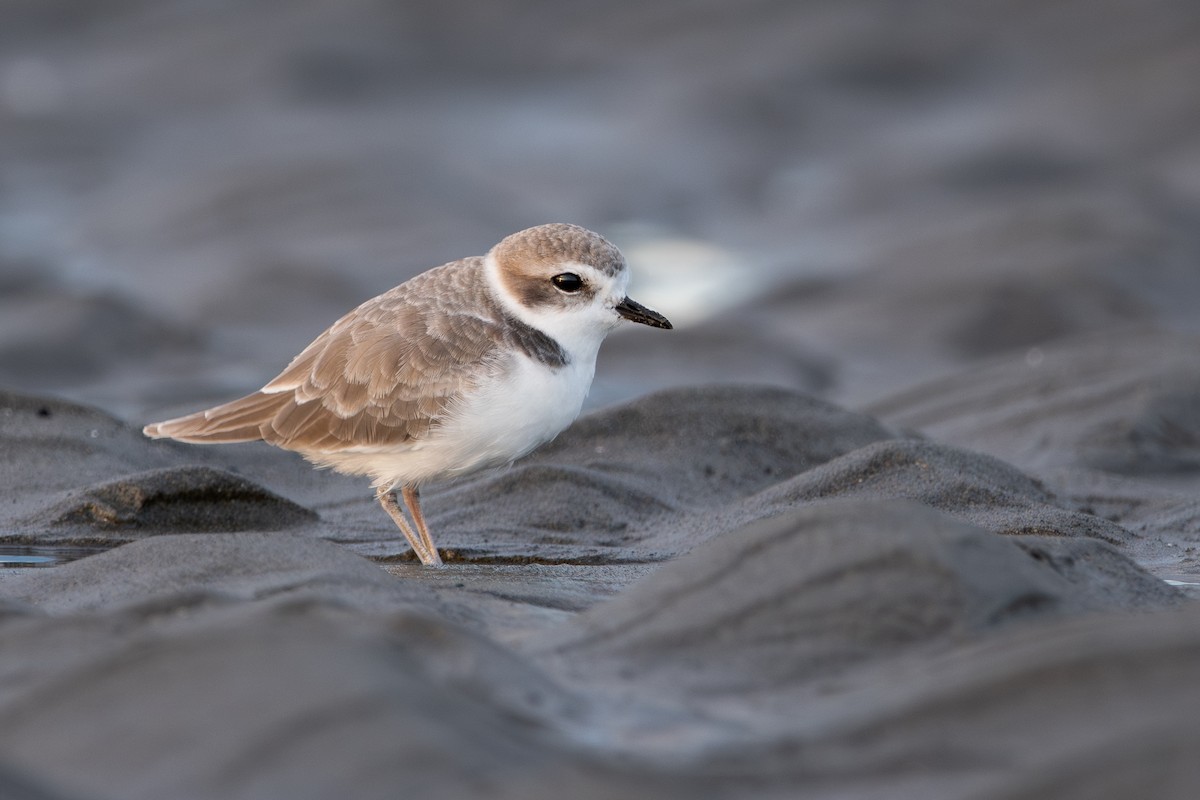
[142, 391, 291, 443]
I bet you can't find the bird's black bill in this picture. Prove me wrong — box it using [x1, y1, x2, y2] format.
[615, 297, 673, 329]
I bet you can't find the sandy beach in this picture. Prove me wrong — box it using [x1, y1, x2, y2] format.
[3, 1, 1200, 798]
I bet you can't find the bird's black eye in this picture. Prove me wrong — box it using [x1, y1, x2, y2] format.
[551, 272, 584, 293]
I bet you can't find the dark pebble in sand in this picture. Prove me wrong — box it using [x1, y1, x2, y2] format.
[31, 465, 316, 534]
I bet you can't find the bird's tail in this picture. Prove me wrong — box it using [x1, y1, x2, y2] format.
[143, 391, 290, 444]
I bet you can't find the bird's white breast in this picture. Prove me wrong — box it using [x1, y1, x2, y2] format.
[434, 347, 596, 477]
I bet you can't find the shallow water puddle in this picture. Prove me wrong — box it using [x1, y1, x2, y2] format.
[0, 545, 106, 568]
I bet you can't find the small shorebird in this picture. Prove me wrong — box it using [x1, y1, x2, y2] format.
[144, 223, 672, 565]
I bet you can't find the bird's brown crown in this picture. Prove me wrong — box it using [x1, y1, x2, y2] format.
[491, 224, 625, 277]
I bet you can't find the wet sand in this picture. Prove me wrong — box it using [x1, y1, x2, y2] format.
[3, 1, 1200, 798]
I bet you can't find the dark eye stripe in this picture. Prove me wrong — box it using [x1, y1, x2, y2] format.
[551, 272, 584, 293]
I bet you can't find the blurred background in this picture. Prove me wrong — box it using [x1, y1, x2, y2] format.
[2, 0, 1199, 420]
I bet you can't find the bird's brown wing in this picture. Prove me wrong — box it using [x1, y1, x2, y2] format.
[144, 259, 505, 451]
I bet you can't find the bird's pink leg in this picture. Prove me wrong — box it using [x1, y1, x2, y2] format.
[377, 487, 439, 565]
[401, 484, 442, 566]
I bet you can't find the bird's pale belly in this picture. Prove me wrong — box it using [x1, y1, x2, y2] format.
[438, 351, 595, 476]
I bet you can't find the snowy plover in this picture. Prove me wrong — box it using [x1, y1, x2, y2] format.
[144, 223, 672, 565]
